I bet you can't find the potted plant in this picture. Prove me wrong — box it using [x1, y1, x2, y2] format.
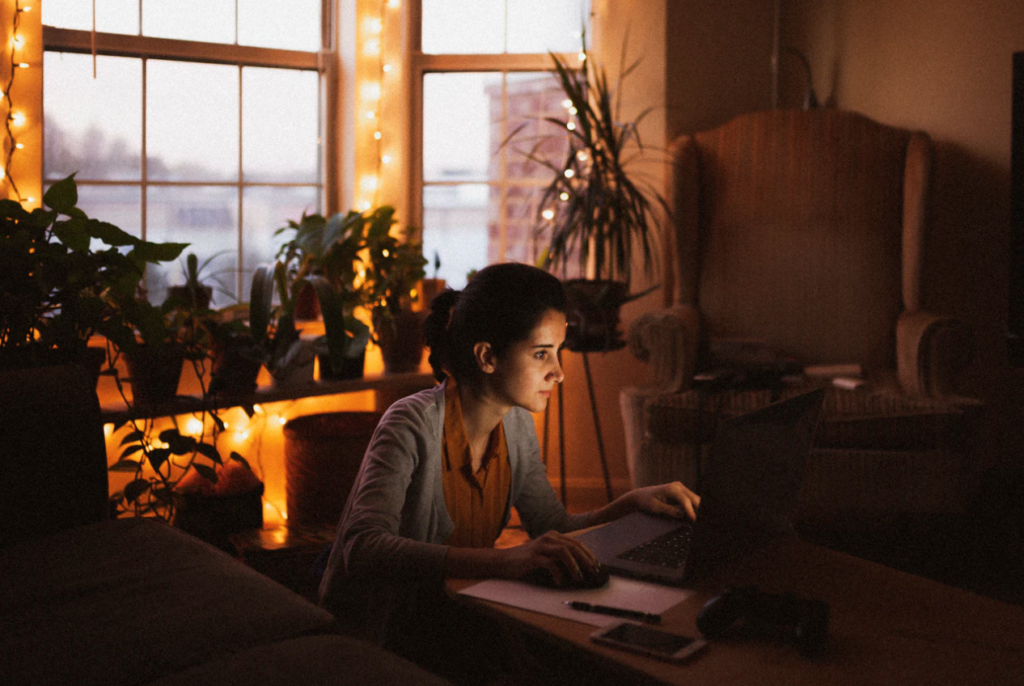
[361, 206, 428, 374]
[505, 35, 665, 351]
[1, 174, 187, 378]
[274, 209, 372, 379]
[248, 262, 349, 387]
[165, 250, 232, 312]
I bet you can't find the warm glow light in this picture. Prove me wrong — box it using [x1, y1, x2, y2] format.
[0, 168, 5, 181]
[559, 192, 570, 201]
[185, 417, 204, 436]
[569, 106, 578, 115]
[277, 415, 288, 426]
[11, 112, 26, 127]
[382, 63, 393, 73]
[25, 196, 35, 203]
[578, 52, 587, 62]
[386, 0, 400, 7]
[363, 17, 383, 34]
[562, 99, 572, 108]
[104, 423, 114, 438]
[366, 110, 376, 119]
[236, 431, 250, 442]
[566, 122, 576, 131]
[222, 422, 230, 430]
[361, 82, 381, 100]
[381, 154, 392, 164]
[359, 200, 372, 211]
[253, 404, 264, 414]
[359, 175, 379, 193]
[363, 39, 380, 56]
[11, 35, 25, 50]
[410, 288, 418, 299]
[542, 209, 555, 220]
[373, 130, 382, 140]
[20, 5, 32, 11]
[577, 151, 589, 162]
[564, 169, 575, 178]
[15, 143, 24, 149]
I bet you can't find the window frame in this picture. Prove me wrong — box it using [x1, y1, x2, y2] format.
[409, 2, 588, 276]
[40, 20, 332, 300]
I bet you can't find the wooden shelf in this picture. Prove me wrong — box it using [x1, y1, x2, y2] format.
[100, 372, 437, 424]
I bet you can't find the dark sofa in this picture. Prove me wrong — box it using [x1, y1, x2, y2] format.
[0, 366, 447, 686]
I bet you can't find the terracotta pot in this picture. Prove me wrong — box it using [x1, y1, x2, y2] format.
[284, 411, 382, 530]
[166, 285, 213, 312]
[563, 279, 629, 352]
[375, 309, 424, 374]
[292, 281, 321, 321]
[124, 343, 185, 404]
[318, 348, 365, 381]
[209, 338, 262, 394]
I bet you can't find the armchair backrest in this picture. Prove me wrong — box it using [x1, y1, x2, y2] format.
[666, 109, 931, 370]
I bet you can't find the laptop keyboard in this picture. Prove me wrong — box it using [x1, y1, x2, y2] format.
[615, 521, 694, 569]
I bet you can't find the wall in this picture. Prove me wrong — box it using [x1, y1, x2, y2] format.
[781, 0, 1024, 465]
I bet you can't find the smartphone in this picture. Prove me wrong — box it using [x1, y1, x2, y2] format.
[590, 621, 707, 662]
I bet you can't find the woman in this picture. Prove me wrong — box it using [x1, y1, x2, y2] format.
[319, 263, 699, 678]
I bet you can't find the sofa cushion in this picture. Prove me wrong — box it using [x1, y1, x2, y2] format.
[0, 518, 337, 686]
[141, 635, 451, 686]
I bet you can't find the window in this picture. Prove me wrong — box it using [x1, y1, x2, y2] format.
[414, 0, 590, 289]
[41, 0, 327, 307]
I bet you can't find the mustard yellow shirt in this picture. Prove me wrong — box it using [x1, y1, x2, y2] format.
[441, 378, 510, 548]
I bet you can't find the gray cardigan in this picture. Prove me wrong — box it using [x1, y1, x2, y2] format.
[318, 382, 587, 642]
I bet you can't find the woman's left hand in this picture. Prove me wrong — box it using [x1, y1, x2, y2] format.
[628, 482, 700, 521]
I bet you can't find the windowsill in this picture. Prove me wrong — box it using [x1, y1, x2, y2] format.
[99, 371, 437, 423]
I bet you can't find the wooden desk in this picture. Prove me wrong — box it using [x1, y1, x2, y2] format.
[449, 539, 1024, 685]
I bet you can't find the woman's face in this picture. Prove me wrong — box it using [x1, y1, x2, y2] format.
[487, 308, 567, 413]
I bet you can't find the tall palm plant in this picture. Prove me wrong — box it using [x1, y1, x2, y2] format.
[507, 34, 667, 289]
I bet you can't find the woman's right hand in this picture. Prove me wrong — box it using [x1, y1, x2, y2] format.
[503, 531, 599, 586]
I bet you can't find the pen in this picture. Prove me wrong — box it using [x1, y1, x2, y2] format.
[564, 601, 661, 624]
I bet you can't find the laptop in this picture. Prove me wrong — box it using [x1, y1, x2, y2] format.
[576, 388, 825, 586]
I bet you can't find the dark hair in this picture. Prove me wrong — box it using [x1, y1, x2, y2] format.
[423, 263, 567, 384]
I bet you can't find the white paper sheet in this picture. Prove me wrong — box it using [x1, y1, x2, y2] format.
[457, 576, 692, 626]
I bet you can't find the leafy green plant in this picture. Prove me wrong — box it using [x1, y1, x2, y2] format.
[361, 206, 427, 331]
[273, 209, 377, 374]
[504, 34, 667, 289]
[0, 174, 188, 363]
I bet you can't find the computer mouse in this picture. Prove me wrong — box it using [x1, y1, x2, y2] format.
[523, 561, 610, 589]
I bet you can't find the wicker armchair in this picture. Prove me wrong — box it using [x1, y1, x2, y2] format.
[621, 109, 977, 523]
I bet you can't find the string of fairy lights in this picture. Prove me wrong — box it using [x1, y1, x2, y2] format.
[2, 1, 32, 201]
[357, 0, 401, 213]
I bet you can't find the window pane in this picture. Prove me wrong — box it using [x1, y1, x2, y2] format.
[243, 68, 319, 183]
[147, 60, 239, 182]
[422, 0, 505, 55]
[239, 0, 320, 51]
[506, 0, 588, 54]
[504, 72, 570, 180]
[142, 0, 235, 44]
[422, 184, 489, 290]
[42, 0, 140, 34]
[423, 72, 502, 183]
[241, 186, 320, 302]
[145, 186, 239, 308]
[44, 53, 142, 181]
[41, 184, 143, 253]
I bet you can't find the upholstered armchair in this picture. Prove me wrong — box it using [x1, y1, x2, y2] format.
[621, 109, 977, 523]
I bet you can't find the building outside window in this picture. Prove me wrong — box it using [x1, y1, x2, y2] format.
[41, 0, 327, 307]
[415, 0, 590, 289]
